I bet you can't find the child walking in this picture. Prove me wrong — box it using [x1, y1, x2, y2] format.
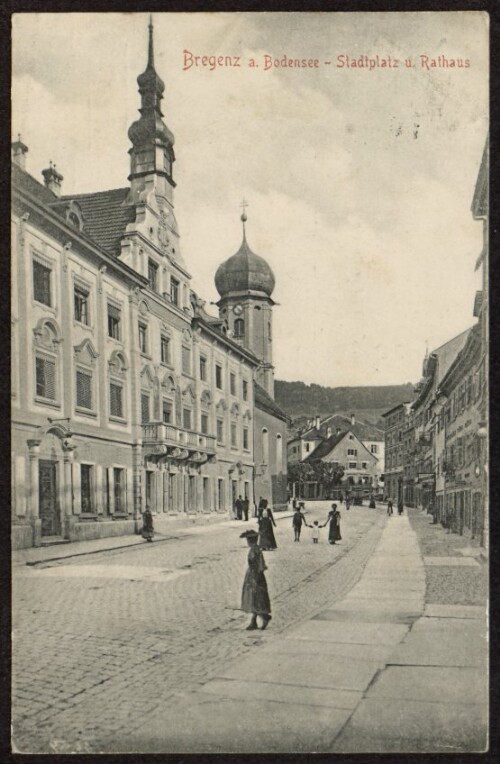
[308, 520, 324, 543]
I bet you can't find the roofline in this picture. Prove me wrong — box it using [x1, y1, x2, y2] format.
[191, 316, 259, 366]
[254, 398, 289, 423]
[381, 401, 413, 417]
[12, 185, 149, 288]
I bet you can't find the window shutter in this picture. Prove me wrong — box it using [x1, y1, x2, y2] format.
[110, 383, 123, 418]
[36, 356, 56, 400]
[107, 467, 114, 514]
[126, 468, 133, 515]
[141, 394, 150, 424]
[76, 370, 92, 409]
[33, 260, 51, 306]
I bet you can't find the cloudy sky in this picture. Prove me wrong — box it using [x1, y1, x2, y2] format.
[12, 12, 488, 387]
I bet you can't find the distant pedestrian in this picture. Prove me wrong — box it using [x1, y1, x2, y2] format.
[292, 497, 298, 510]
[325, 503, 342, 544]
[235, 495, 243, 520]
[240, 529, 271, 630]
[259, 507, 277, 550]
[243, 497, 250, 521]
[369, 495, 376, 509]
[142, 506, 154, 542]
[397, 499, 404, 516]
[345, 495, 351, 510]
[292, 505, 307, 542]
[387, 499, 394, 516]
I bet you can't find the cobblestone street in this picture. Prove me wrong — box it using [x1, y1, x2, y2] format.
[13, 503, 386, 753]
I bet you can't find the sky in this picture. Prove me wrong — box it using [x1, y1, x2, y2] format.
[12, 12, 488, 387]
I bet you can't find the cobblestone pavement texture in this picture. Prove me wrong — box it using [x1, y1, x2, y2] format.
[407, 508, 488, 606]
[12, 503, 386, 753]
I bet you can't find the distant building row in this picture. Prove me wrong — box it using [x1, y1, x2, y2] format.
[382, 140, 488, 546]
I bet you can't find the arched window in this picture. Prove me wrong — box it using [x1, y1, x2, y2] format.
[276, 433, 283, 473]
[234, 318, 244, 338]
[262, 428, 269, 466]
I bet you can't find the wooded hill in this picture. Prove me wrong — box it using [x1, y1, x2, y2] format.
[275, 380, 414, 422]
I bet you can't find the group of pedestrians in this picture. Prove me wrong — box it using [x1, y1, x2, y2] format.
[387, 499, 404, 516]
[233, 495, 251, 521]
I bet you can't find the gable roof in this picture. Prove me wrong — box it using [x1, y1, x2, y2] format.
[413, 328, 472, 410]
[58, 187, 135, 256]
[254, 382, 289, 423]
[304, 431, 348, 462]
[319, 413, 384, 442]
[437, 322, 481, 397]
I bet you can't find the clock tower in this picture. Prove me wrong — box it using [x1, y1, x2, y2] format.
[215, 211, 276, 397]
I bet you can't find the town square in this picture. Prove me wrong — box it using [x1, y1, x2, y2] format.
[11, 11, 488, 754]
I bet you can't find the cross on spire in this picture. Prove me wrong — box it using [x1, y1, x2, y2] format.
[240, 199, 249, 239]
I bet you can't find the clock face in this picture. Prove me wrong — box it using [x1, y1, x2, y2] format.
[233, 304, 243, 316]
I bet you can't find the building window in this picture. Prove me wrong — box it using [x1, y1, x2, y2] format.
[107, 304, 121, 340]
[230, 372, 236, 396]
[348, 462, 357, 469]
[80, 464, 94, 513]
[170, 277, 179, 306]
[162, 399, 172, 424]
[347, 449, 357, 456]
[305, 443, 310, 452]
[109, 382, 123, 418]
[76, 370, 93, 410]
[243, 427, 249, 450]
[231, 423, 237, 448]
[35, 355, 56, 400]
[74, 286, 89, 325]
[201, 413, 209, 435]
[161, 335, 171, 365]
[182, 346, 191, 375]
[200, 355, 207, 381]
[361, 461, 368, 469]
[216, 418, 224, 445]
[215, 364, 223, 389]
[138, 323, 148, 354]
[234, 318, 244, 338]
[242, 379, 248, 401]
[114, 468, 125, 513]
[349, 434, 354, 440]
[148, 259, 158, 291]
[371, 444, 378, 454]
[183, 408, 192, 430]
[141, 393, 150, 424]
[33, 260, 52, 306]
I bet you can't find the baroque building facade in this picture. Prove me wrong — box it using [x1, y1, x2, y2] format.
[382, 139, 488, 547]
[11, 22, 288, 548]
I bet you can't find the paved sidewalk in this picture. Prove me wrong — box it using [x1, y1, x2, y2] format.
[12, 511, 296, 566]
[115, 512, 487, 753]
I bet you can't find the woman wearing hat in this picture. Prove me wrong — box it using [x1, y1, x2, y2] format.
[324, 503, 342, 545]
[240, 529, 272, 630]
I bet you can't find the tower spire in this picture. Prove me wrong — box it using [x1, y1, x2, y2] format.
[148, 14, 155, 69]
[240, 199, 248, 241]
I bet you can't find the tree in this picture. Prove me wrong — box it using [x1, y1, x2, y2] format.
[288, 462, 314, 498]
[310, 462, 345, 495]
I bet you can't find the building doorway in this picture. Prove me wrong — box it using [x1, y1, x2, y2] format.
[39, 460, 60, 536]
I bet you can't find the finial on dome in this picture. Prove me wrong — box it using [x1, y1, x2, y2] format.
[148, 14, 155, 69]
[240, 199, 248, 238]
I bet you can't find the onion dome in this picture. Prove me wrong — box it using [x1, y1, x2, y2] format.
[215, 212, 275, 298]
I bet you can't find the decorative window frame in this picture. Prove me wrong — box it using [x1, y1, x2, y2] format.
[33, 318, 62, 408]
[108, 350, 128, 423]
[160, 330, 173, 367]
[74, 338, 99, 417]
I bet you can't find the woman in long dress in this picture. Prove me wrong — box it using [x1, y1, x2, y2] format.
[240, 529, 272, 630]
[325, 503, 342, 544]
[142, 507, 154, 542]
[258, 507, 277, 550]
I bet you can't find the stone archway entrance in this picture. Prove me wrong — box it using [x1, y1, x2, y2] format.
[39, 459, 60, 536]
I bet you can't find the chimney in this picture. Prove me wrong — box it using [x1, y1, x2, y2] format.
[315, 415, 320, 430]
[12, 135, 28, 170]
[336, 427, 342, 435]
[350, 413, 355, 426]
[327, 426, 332, 438]
[42, 162, 64, 197]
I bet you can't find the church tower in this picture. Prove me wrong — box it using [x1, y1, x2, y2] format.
[215, 210, 276, 397]
[128, 17, 175, 205]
